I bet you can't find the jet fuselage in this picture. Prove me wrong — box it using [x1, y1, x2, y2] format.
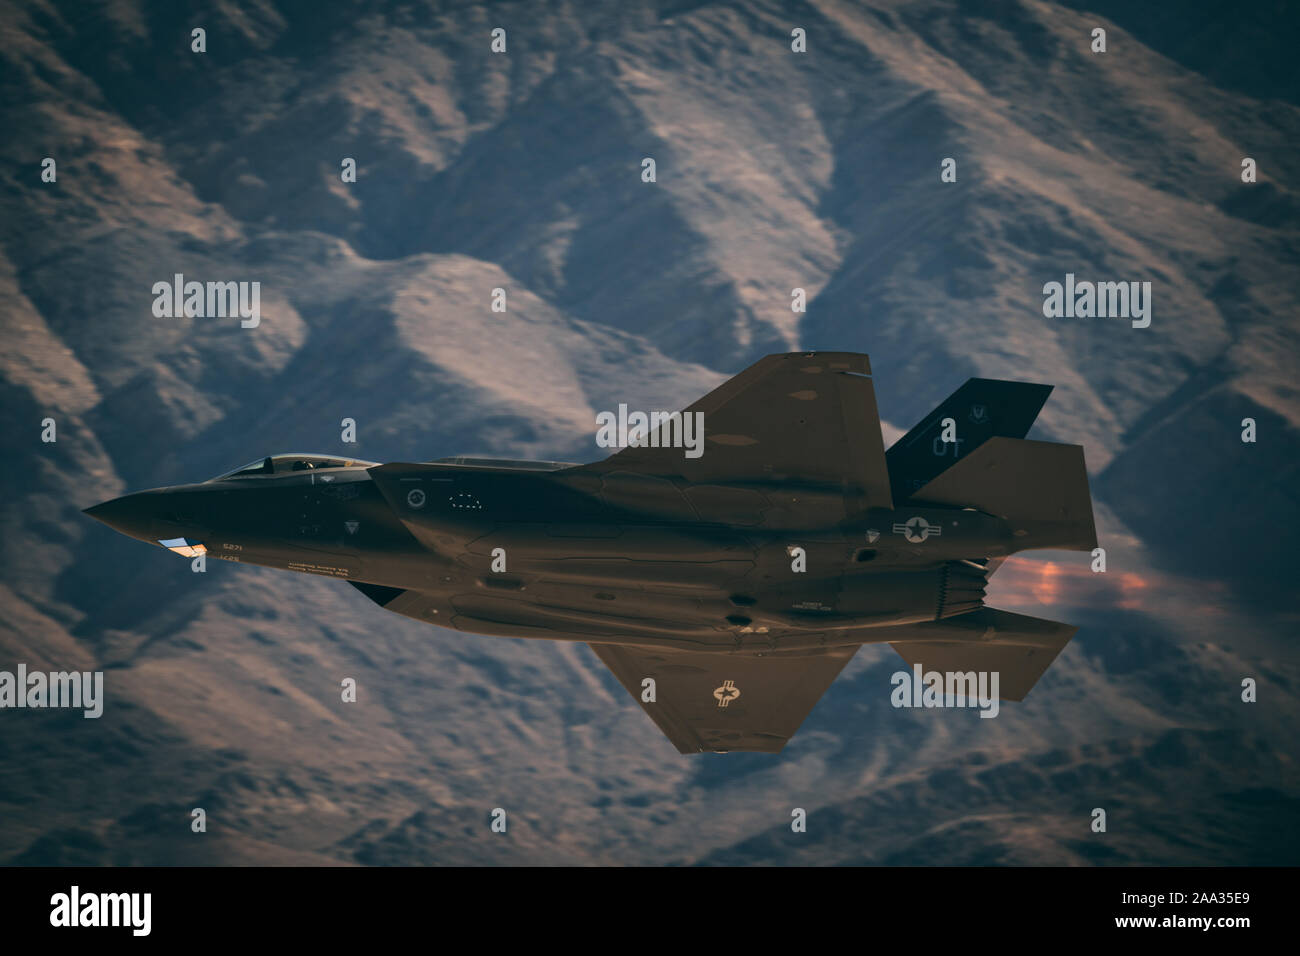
[85, 456, 1015, 653]
[82, 352, 1098, 753]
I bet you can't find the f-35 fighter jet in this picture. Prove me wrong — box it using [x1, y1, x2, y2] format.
[86, 352, 1096, 754]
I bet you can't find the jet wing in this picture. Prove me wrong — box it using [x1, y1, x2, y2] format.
[588, 642, 859, 754]
[587, 352, 893, 514]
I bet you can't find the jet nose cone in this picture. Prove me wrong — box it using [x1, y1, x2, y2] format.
[83, 493, 156, 541]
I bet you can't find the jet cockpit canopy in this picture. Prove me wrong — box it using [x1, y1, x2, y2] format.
[211, 454, 378, 480]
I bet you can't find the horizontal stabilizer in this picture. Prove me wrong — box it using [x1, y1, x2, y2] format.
[911, 437, 1098, 551]
[888, 607, 1077, 701]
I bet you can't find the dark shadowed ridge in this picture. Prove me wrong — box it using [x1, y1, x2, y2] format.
[1, 0, 1297, 865]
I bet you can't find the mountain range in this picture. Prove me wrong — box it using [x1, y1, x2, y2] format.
[1, 0, 1297, 865]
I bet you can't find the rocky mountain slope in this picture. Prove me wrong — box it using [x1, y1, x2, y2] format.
[1, 0, 1297, 864]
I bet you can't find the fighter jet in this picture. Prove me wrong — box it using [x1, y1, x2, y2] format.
[85, 352, 1097, 754]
